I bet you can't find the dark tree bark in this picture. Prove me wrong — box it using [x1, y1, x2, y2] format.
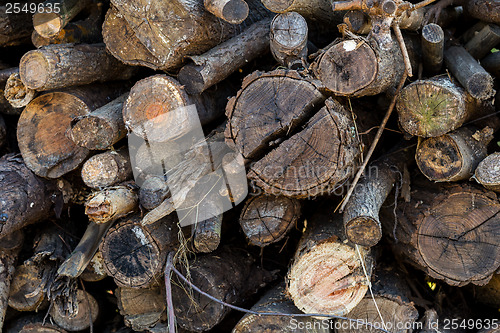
[465, 0, 500, 25]
[138, 176, 169, 211]
[463, 24, 500, 60]
[192, 213, 223, 253]
[421, 23, 444, 73]
[0, 4, 35, 46]
[482, 51, 500, 77]
[33, 0, 92, 38]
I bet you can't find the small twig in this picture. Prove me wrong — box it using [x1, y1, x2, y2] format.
[413, 0, 438, 10]
[339, 72, 408, 213]
[393, 23, 413, 77]
[165, 252, 176, 333]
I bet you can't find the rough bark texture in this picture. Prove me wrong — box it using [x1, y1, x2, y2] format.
[270, 12, 308, 69]
[33, 0, 92, 38]
[204, 0, 250, 24]
[0, 231, 24, 330]
[384, 178, 500, 286]
[81, 148, 132, 189]
[49, 289, 99, 332]
[123, 74, 231, 142]
[19, 43, 136, 91]
[261, 0, 343, 24]
[465, 0, 500, 25]
[0, 154, 58, 237]
[343, 143, 414, 248]
[100, 215, 178, 288]
[69, 93, 128, 150]
[0, 5, 34, 46]
[192, 213, 223, 253]
[246, 97, 361, 198]
[287, 208, 372, 316]
[116, 285, 166, 331]
[233, 283, 330, 332]
[474, 152, 500, 192]
[463, 24, 500, 60]
[416, 126, 495, 182]
[4, 72, 36, 109]
[336, 265, 419, 333]
[239, 194, 301, 247]
[17, 84, 126, 178]
[172, 248, 274, 332]
[178, 18, 271, 95]
[312, 35, 405, 97]
[444, 45, 495, 100]
[421, 23, 444, 73]
[110, 0, 269, 70]
[84, 183, 138, 224]
[138, 176, 169, 211]
[396, 76, 483, 137]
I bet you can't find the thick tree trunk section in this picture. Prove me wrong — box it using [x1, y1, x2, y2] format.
[124, 74, 230, 142]
[287, 209, 372, 316]
[33, 0, 92, 38]
[336, 266, 419, 333]
[17, 84, 126, 178]
[0, 231, 23, 330]
[474, 152, 500, 192]
[416, 126, 495, 182]
[463, 24, 500, 60]
[204, 0, 250, 24]
[9, 263, 47, 312]
[481, 50, 500, 77]
[312, 35, 405, 97]
[139, 176, 169, 211]
[239, 194, 301, 247]
[233, 283, 330, 332]
[464, 0, 500, 25]
[178, 18, 271, 95]
[102, 6, 164, 70]
[0, 154, 58, 237]
[69, 94, 128, 150]
[260, 0, 342, 24]
[0, 5, 34, 46]
[384, 178, 500, 286]
[396, 76, 483, 137]
[270, 12, 309, 69]
[4, 72, 36, 109]
[116, 285, 165, 331]
[110, 0, 268, 70]
[421, 23, 444, 73]
[343, 143, 414, 247]
[172, 248, 274, 332]
[19, 44, 136, 91]
[49, 289, 99, 332]
[84, 184, 138, 224]
[100, 215, 178, 288]
[246, 98, 361, 198]
[444, 45, 495, 100]
[81, 149, 132, 189]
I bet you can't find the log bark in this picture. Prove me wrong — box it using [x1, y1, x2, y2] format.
[312, 35, 405, 97]
[192, 213, 223, 253]
[260, 0, 343, 24]
[33, 0, 92, 38]
[116, 285, 165, 331]
[244, 96, 361, 198]
[336, 265, 419, 333]
[172, 248, 274, 332]
[0, 231, 24, 330]
[49, 289, 99, 332]
[421, 23, 444, 73]
[123, 74, 231, 143]
[204, 0, 250, 24]
[481, 51, 500, 77]
[384, 178, 500, 286]
[287, 209, 372, 316]
[100, 215, 178, 288]
[474, 152, 500, 192]
[464, 0, 500, 25]
[110, 0, 269, 70]
[81, 149, 132, 189]
[17, 84, 126, 178]
[444, 45, 495, 100]
[84, 183, 138, 224]
[0, 4, 34, 46]
[396, 76, 484, 137]
[19, 44, 136, 91]
[239, 194, 301, 247]
[8, 263, 47, 312]
[270, 12, 308, 69]
[343, 143, 414, 248]
[4, 72, 36, 109]
[233, 283, 330, 332]
[178, 18, 271, 95]
[0, 154, 58, 238]
[69, 93, 128, 150]
[416, 126, 495, 182]
[463, 24, 500, 60]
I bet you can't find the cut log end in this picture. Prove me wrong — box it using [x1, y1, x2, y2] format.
[345, 216, 382, 248]
[222, 0, 249, 23]
[177, 65, 206, 95]
[19, 51, 50, 90]
[8, 264, 46, 312]
[70, 117, 115, 149]
[475, 152, 500, 192]
[33, 13, 63, 39]
[4, 72, 36, 109]
[49, 289, 99, 332]
[416, 134, 462, 181]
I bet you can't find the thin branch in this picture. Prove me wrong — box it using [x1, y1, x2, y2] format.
[165, 252, 176, 333]
[413, 0, 439, 10]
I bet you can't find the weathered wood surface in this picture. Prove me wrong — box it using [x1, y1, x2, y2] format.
[81, 148, 132, 189]
[270, 12, 309, 69]
[33, 0, 92, 38]
[474, 152, 500, 192]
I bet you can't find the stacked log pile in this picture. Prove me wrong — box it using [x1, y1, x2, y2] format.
[0, 0, 499, 332]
